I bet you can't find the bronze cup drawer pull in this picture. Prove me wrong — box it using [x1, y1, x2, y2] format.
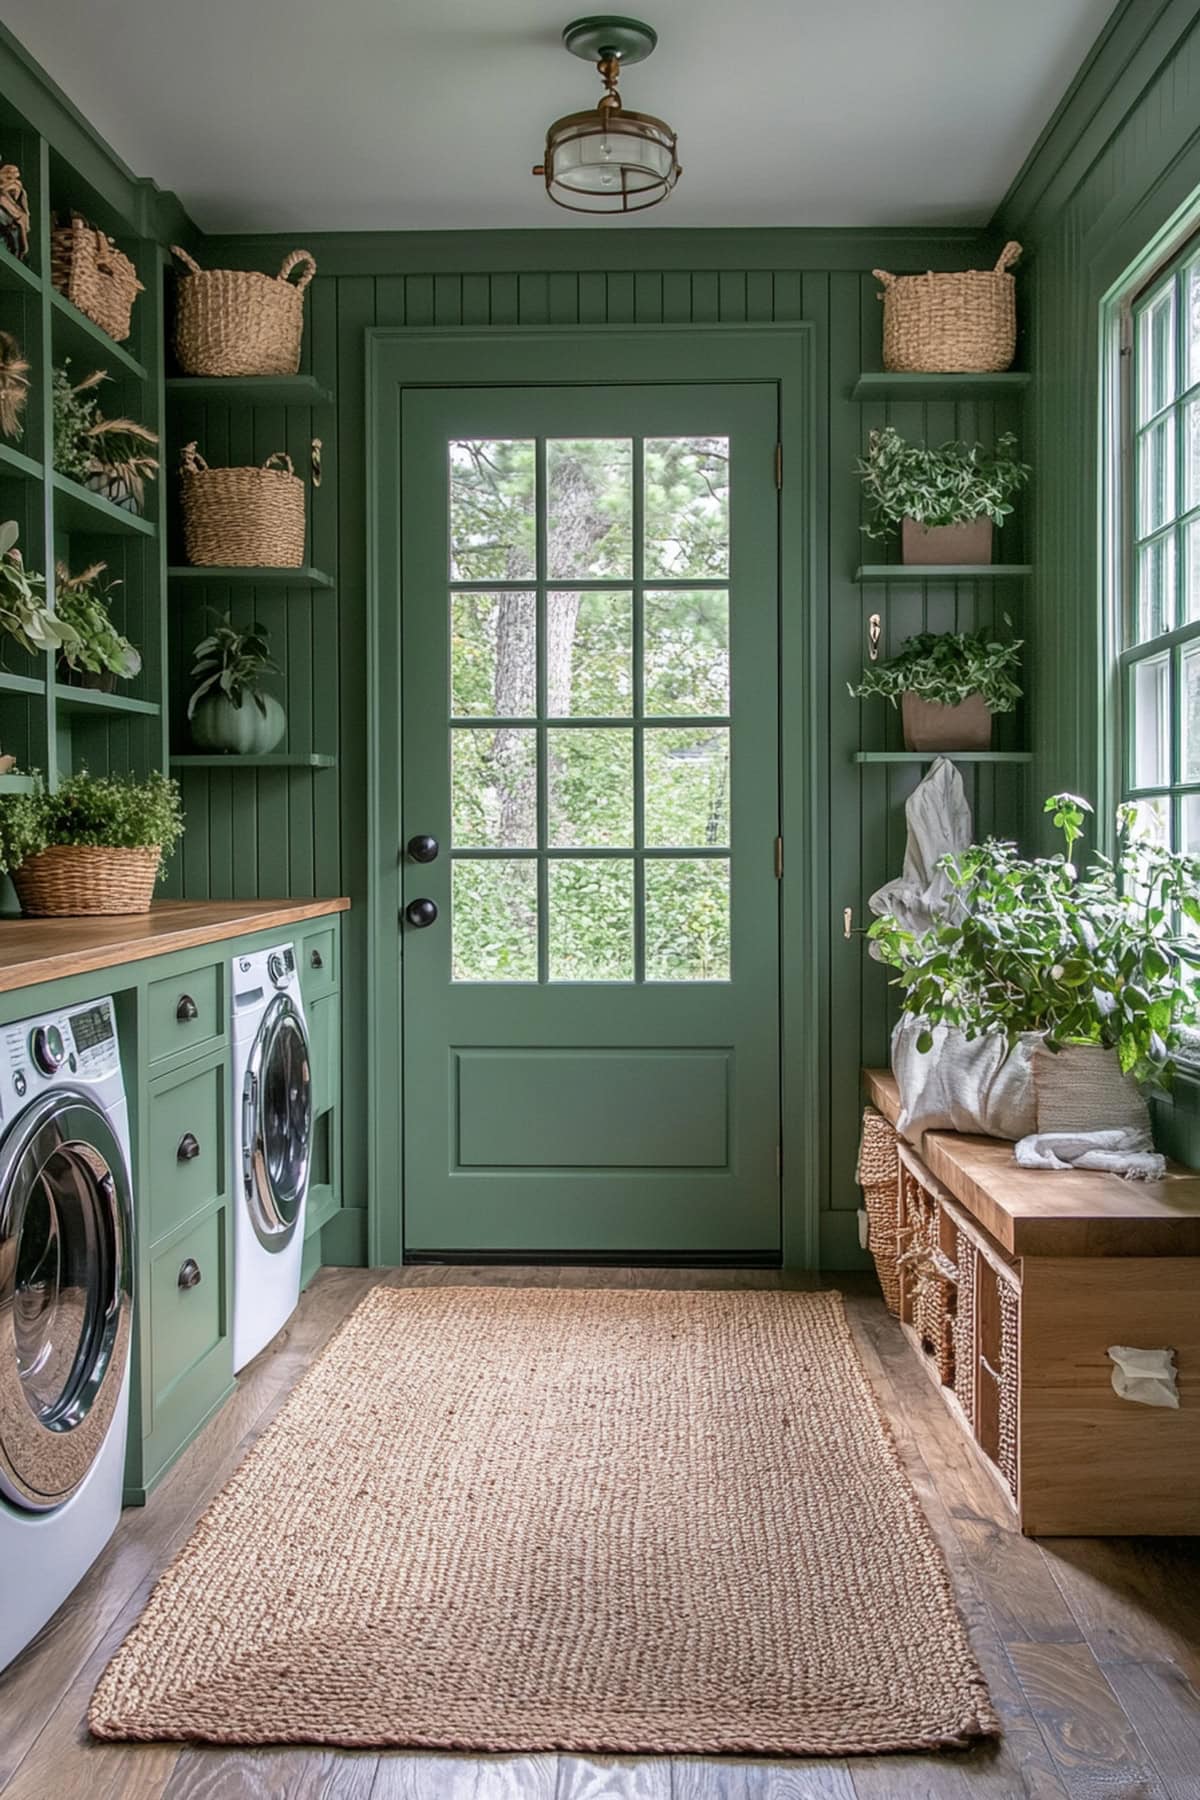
[177, 1258, 202, 1290]
[176, 993, 199, 1023]
[310, 948, 324, 969]
[177, 1132, 201, 1163]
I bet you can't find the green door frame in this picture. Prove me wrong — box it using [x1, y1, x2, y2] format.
[365, 323, 822, 1268]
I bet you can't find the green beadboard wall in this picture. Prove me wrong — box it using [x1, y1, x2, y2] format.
[994, 0, 1200, 1163]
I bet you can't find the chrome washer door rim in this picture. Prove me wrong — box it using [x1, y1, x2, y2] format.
[242, 994, 312, 1253]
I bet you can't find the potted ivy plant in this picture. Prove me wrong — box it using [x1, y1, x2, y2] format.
[54, 561, 142, 691]
[187, 613, 286, 754]
[857, 427, 1031, 565]
[0, 770, 184, 915]
[870, 794, 1200, 1110]
[849, 622, 1023, 751]
[0, 521, 69, 664]
[52, 363, 159, 515]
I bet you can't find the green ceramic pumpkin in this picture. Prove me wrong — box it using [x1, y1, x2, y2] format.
[190, 692, 286, 755]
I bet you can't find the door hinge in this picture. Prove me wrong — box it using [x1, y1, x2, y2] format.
[774, 443, 783, 490]
[774, 835, 784, 879]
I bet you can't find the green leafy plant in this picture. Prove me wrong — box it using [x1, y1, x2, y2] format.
[52, 363, 159, 505]
[869, 793, 1200, 1089]
[0, 770, 184, 877]
[0, 520, 69, 657]
[857, 427, 1031, 540]
[187, 614, 279, 718]
[849, 621, 1023, 712]
[54, 561, 141, 679]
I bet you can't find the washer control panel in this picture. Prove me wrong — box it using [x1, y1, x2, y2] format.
[233, 942, 298, 1008]
[1, 995, 119, 1106]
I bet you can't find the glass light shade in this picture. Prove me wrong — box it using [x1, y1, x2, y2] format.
[541, 106, 679, 213]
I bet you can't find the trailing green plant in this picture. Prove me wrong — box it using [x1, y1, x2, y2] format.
[849, 620, 1023, 712]
[0, 770, 184, 877]
[857, 426, 1031, 540]
[187, 614, 279, 718]
[54, 561, 141, 679]
[0, 520, 69, 657]
[52, 363, 159, 505]
[869, 793, 1200, 1089]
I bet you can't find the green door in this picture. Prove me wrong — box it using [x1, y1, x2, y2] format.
[400, 382, 781, 1256]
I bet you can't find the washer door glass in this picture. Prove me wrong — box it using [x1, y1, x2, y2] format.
[244, 996, 312, 1252]
[0, 1093, 133, 1511]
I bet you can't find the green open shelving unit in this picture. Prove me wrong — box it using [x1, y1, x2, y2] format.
[855, 563, 1033, 583]
[170, 753, 336, 770]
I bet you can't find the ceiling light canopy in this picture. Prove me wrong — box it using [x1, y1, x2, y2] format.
[533, 17, 681, 216]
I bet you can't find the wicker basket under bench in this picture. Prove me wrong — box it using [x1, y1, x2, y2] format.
[861, 1069, 1200, 1536]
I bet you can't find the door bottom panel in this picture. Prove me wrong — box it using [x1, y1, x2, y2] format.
[404, 1249, 783, 1268]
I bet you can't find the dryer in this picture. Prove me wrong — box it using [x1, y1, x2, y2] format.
[0, 995, 134, 1674]
[230, 944, 313, 1373]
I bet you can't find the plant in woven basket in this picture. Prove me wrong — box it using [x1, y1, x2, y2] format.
[857, 428, 1031, 540]
[869, 793, 1200, 1090]
[187, 613, 285, 754]
[0, 521, 69, 660]
[52, 364, 159, 512]
[54, 562, 142, 684]
[0, 770, 183, 873]
[0, 330, 30, 440]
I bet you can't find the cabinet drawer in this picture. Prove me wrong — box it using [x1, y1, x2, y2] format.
[147, 960, 225, 1069]
[300, 924, 338, 1002]
[148, 1210, 226, 1413]
[307, 992, 339, 1118]
[147, 1059, 225, 1243]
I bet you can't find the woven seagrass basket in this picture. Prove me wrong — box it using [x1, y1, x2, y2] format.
[170, 246, 316, 377]
[12, 844, 161, 916]
[51, 215, 144, 344]
[180, 442, 305, 568]
[856, 1105, 901, 1315]
[873, 242, 1021, 373]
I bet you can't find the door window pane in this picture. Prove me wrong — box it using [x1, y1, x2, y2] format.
[452, 729, 537, 848]
[644, 589, 730, 716]
[1131, 654, 1171, 788]
[644, 728, 730, 847]
[1183, 642, 1200, 782]
[1137, 285, 1175, 422]
[644, 437, 730, 578]
[450, 440, 536, 580]
[645, 859, 731, 981]
[452, 860, 538, 981]
[547, 440, 632, 578]
[1138, 416, 1176, 535]
[451, 590, 536, 717]
[547, 729, 633, 848]
[548, 860, 634, 981]
[1137, 533, 1176, 641]
[547, 589, 632, 717]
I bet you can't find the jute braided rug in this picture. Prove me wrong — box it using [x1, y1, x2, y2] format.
[90, 1285, 998, 1755]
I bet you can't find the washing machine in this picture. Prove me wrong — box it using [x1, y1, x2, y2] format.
[230, 944, 313, 1373]
[0, 995, 134, 1674]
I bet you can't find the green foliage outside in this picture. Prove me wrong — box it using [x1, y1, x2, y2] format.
[0, 771, 184, 878]
[849, 621, 1023, 711]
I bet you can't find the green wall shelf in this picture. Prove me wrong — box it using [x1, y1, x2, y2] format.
[0, 773, 38, 794]
[855, 563, 1032, 582]
[851, 372, 1032, 401]
[0, 441, 42, 481]
[54, 685, 161, 718]
[170, 753, 337, 769]
[167, 565, 335, 589]
[51, 473, 158, 538]
[854, 750, 1033, 764]
[0, 670, 46, 697]
[0, 245, 40, 295]
[50, 290, 148, 381]
[165, 375, 333, 405]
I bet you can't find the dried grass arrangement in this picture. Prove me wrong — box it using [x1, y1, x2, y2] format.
[0, 330, 30, 441]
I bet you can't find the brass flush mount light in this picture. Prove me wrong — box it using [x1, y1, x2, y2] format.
[533, 16, 681, 214]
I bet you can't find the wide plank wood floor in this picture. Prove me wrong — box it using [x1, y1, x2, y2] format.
[2, 1263, 1198, 1800]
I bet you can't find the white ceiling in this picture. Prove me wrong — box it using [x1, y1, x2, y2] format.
[4, 0, 1115, 233]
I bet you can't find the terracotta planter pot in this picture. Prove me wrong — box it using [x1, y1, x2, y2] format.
[901, 690, 993, 752]
[901, 516, 993, 566]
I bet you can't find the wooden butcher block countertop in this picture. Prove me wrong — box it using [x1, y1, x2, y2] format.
[0, 898, 350, 994]
[863, 1066, 1200, 1259]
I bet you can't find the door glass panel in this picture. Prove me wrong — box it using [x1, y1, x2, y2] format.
[451, 590, 536, 717]
[548, 860, 635, 981]
[1138, 286, 1175, 423]
[547, 439, 632, 578]
[644, 589, 730, 716]
[261, 1016, 310, 1225]
[644, 728, 730, 847]
[15, 1148, 104, 1423]
[547, 589, 632, 717]
[452, 860, 538, 981]
[1131, 654, 1171, 788]
[1138, 416, 1176, 535]
[644, 437, 730, 577]
[452, 728, 537, 848]
[547, 728, 634, 847]
[645, 859, 731, 981]
[449, 440, 536, 580]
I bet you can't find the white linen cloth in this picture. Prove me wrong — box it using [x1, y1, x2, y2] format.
[1014, 1126, 1165, 1179]
[868, 755, 973, 955]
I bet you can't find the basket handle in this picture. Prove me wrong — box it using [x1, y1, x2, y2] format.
[262, 451, 295, 475]
[180, 441, 208, 474]
[871, 268, 896, 289]
[994, 241, 1022, 273]
[171, 244, 203, 276]
[279, 250, 316, 292]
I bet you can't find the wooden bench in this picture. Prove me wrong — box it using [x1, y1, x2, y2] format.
[862, 1069, 1200, 1535]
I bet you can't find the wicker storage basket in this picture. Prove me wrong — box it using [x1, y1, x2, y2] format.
[180, 442, 305, 568]
[51, 215, 144, 344]
[873, 242, 1021, 373]
[171, 246, 316, 377]
[856, 1105, 901, 1314]
[12, 844, 161, 916]
[897, 1151, 957, 1386]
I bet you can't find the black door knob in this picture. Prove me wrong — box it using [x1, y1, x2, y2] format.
[407, 834, 440, 864]
[405, 898, 438, 928]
